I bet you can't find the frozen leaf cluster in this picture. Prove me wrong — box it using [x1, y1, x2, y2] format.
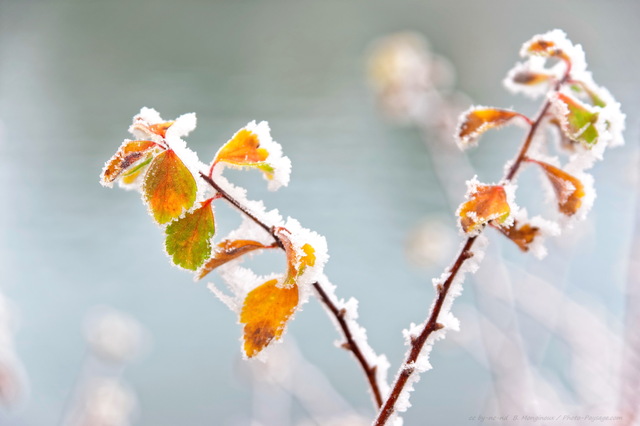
[100, 109, 328, 358]
[454, 29, 624, 256]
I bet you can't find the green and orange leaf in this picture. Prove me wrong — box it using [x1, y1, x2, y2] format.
[240, 279, 299, 358]
[458, 185, 511, 234]
[495, 220, 540, 252]
[526, 159, 584, 216]
[100, 140, 160, 186]
[165, 200, 215, 270]
[195, 239, 273, 280]
[213, 128, 269, 168]
[456, 108, 527, 147]
[554, 93, 600, 147]
[143, 150, 197, 225]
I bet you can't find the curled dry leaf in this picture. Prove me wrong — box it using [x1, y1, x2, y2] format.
[148, 121, 174, 138]
[240, 278, 299, 358]
[165, 200, 216, 270]
[511, 70, 554, 87]
[100, 140, 160, 186]
[456, 108, 526, 147]
[274, 228, 317, 286]
[143, 149, 197, 224]
[527, 158, 584, 216]
[495, 220, 540, 252]
[458, 185, 511, 234]
[195, 239, 273, 280]
[554, 93, 600, 147]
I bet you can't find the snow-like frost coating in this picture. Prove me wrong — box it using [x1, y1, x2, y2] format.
[392, 235, 488, 422]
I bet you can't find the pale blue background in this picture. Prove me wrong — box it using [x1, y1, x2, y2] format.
[1, 1, 638, 425]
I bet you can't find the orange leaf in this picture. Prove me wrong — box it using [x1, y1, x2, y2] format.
[458, 185, 511, 234]
[240, 279, 299, 358]
[527, 159, 584, 216]
[524, 38, 570, 62]
[496, 220, 540, 252]
[148, 121, 174, 138]
[100, 140, 159, 186]
[143, 150, 197, 224]
[214, 128, 269, 167]
[457, 108, 525, 146]
[195, 239, 272, 280]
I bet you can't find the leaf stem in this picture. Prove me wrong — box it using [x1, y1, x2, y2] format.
[374, 67, 572, 426]
[198, 171, 385, 408]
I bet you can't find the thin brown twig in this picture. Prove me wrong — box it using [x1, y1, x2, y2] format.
[373, 72, 570, 426]
[198, 171, 385, 408]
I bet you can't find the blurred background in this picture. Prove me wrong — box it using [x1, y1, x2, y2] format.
[1, 0, 639, 425]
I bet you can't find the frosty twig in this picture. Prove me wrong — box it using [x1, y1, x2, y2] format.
[374, 30, 624, 425]
[200, 171, 385, 408]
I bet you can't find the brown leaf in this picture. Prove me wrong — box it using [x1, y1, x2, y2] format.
[195, 239, 272, 280]
[100, 140, 159, 186]
[527, 159, 585, 216]
[496, 220, 540, 252]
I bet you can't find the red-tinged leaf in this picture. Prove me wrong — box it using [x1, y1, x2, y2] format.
[240, 279, 299, 358]
[458, 185, 511, 234]
[496, 220, 540, 252]
[457, 108, 526, 146]
[527, 159, 584, 216]
[555, 93, 599, 147]
[100, 140, 160, 186]
[148, 121, 174, 138]
[213, 128, 269, 168]
[143, 150, 197, 224]
[165, 200, 215, 270]
[195, 239, 273, 280]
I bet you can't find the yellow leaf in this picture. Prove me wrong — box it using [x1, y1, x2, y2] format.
[240, 279, 299, 358]
[214, 128, 269, 167]
[458, 185, 511, 234]
[143, 150, 197, 225]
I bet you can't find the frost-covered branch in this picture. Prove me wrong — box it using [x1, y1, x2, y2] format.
[374, 30, 625, 425]
[200, 171, 387, 408]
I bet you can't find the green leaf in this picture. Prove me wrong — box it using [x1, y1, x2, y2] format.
[165, 200, 215, 270]
[556, 93, 599, 147]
